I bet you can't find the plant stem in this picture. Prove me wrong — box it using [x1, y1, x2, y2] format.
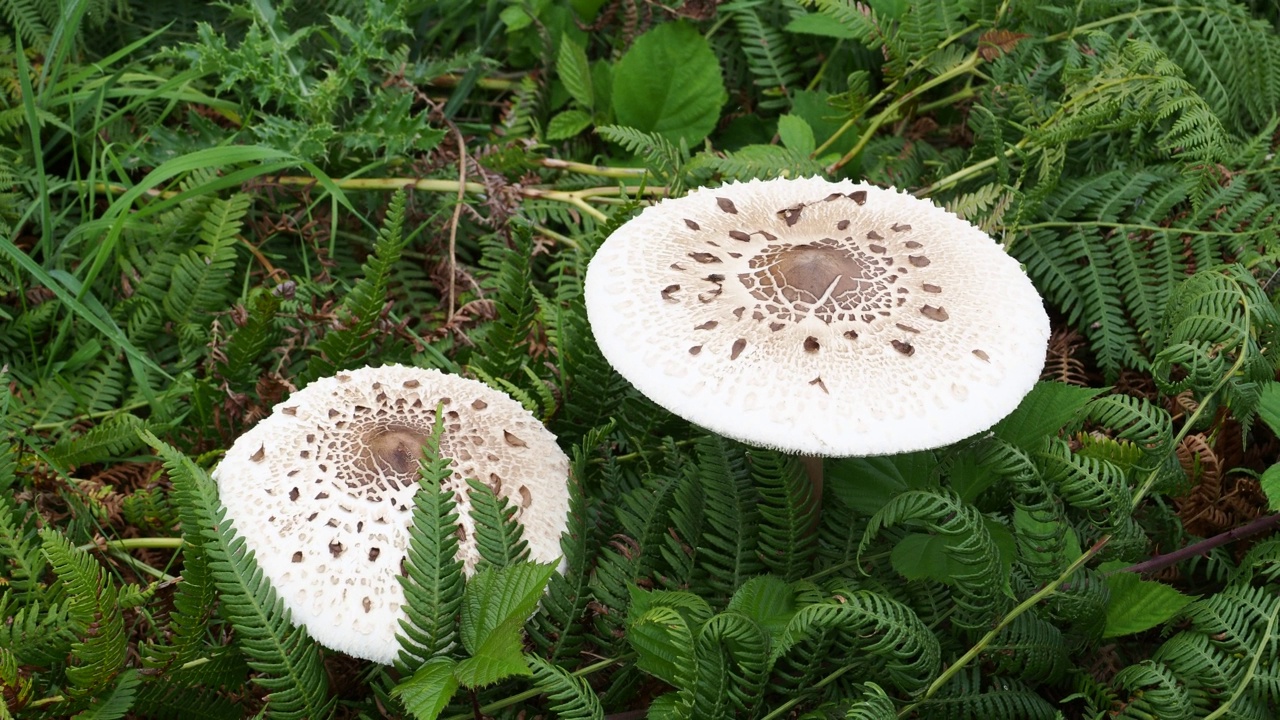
[440, 656, 628, 720]
[1121, 512, 1280, 576]
[78, 537, 184, 552]
[898, 537, 1109, 717]
[427, 73, 522, 91]
[540, 158, 649, 179]
[1203, 598, 1280, 720]
[827, 52, 983, 174]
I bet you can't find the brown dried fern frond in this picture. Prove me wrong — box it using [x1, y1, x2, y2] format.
[1042, 327, 1091, 387]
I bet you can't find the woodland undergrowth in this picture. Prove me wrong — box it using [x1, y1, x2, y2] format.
[3, 0, 1280, 718]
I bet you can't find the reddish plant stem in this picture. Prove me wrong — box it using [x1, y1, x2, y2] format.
[1121, 511, 1280, 576]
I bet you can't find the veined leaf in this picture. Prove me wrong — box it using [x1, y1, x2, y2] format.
[391, 658, 459, 720]
[455, 562, 556, 687]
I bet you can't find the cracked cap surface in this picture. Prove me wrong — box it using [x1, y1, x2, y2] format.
[584, 176, 1050, 456]
[212, 364, 570, 664]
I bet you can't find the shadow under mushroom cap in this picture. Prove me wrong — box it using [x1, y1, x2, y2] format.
[584, 176, 1051, 457]
[212, 364, 570, 664]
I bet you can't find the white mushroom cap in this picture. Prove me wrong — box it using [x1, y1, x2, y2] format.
[585, 177, 1049, 456]
[212, 364, 570, 664]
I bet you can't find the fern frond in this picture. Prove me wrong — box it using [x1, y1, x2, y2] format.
[723, 0, 803, 111]
[143, 433, 335, 720]
[395, 425, 465, 671]
[469, 228, 539, 386]
[162, 193, 249, 357]
[1126, 0, 1280, 135]
[843, 682, 896, 719]
[218, 288, 282, 389]
[860, 488, 1004, 631]
[919, 666, 1059, 720]
[527, 655, 605, 720]
[692, 144, 825, 182]
[693, 436, 763, 602]
[1037, 437, 1131, 514]
[752, 450, 815, 582]
[694, 611, 770, 717]
[772, 585, 940, 696]
[981, 610, 1069, 683]
[76, 354, 127, 416]
[661, 464, 705, 591]
[39, 528, 127, 694]
[2, 0, 52, 51]
[596, 125, 690, 195]
[0, 596, 75, 667]
[467, 478, 529, 570]
[0, 495, 47, 599]
[46, 413, 145, 469]
[528, 425, 603, 663]
[303, 191, 409, 383]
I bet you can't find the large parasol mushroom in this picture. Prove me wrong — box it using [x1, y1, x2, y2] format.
[212, 364, 570, 664]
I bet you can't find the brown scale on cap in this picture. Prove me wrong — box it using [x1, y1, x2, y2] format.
[584, 176, 1049, 459]
[645, 185, 965, 364]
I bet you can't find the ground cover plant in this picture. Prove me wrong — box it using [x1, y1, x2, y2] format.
[3, 0, 1280, 717]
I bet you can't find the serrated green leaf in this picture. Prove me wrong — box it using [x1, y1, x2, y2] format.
[1262, 464, 1280, 510]
[826, 451, 936, 516]
[391, 658, 459, 720]
[454, 563, 555, 686]
[992, 382, 1103, 451]
[1259, 382, 1280, 436]
[889, 515, 1018, 592]
[783, 13, 858, 39]
[611, 21, 726, 146]
[776, 114, 815, 156]
[557, 37, 593, 109]
[1103, 573, 1194, 638]
[725, 575, 801, 647]
[547, 110, 594, 140]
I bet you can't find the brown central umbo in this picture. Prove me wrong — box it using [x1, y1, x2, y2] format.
[739, 237, 895, 324]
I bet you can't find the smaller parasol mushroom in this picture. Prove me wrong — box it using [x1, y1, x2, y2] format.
[212, 364, 570, 664]
[584, 176, 1050, 501]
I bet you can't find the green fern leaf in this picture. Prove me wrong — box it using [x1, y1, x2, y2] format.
[142, 433, 335, 720]
[219, 287, 282, 389]
[163, 193, 248, 356]
[47, 414, 145, 469]
[396, 425, 465, 671]
[72, 669, 140, 720]
[0, 596, 75, 666]
[723, 0, 803, 111]
[0, 496, 46, 599]
[1, 0, 52, 51]
[303, 191, 409, 383]
[527, 655, 605, 720]
[752, 450, 816, 582]
[39, 528, 126, 694]
[529, 426, 605, 662]
[860, 488, 1006, 631]
[469, 228, 539, 386]
[694, 437, 763, 602]
[772, 585, 940, 696]
[467, 478, 530, 570]
[843, 682, 896, 719]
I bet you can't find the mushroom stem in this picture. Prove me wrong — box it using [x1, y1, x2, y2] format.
[801, 454, 824, 529]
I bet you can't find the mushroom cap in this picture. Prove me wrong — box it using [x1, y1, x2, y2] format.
[212, 365, 570, 664]
[584, 177, 1050, 456]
